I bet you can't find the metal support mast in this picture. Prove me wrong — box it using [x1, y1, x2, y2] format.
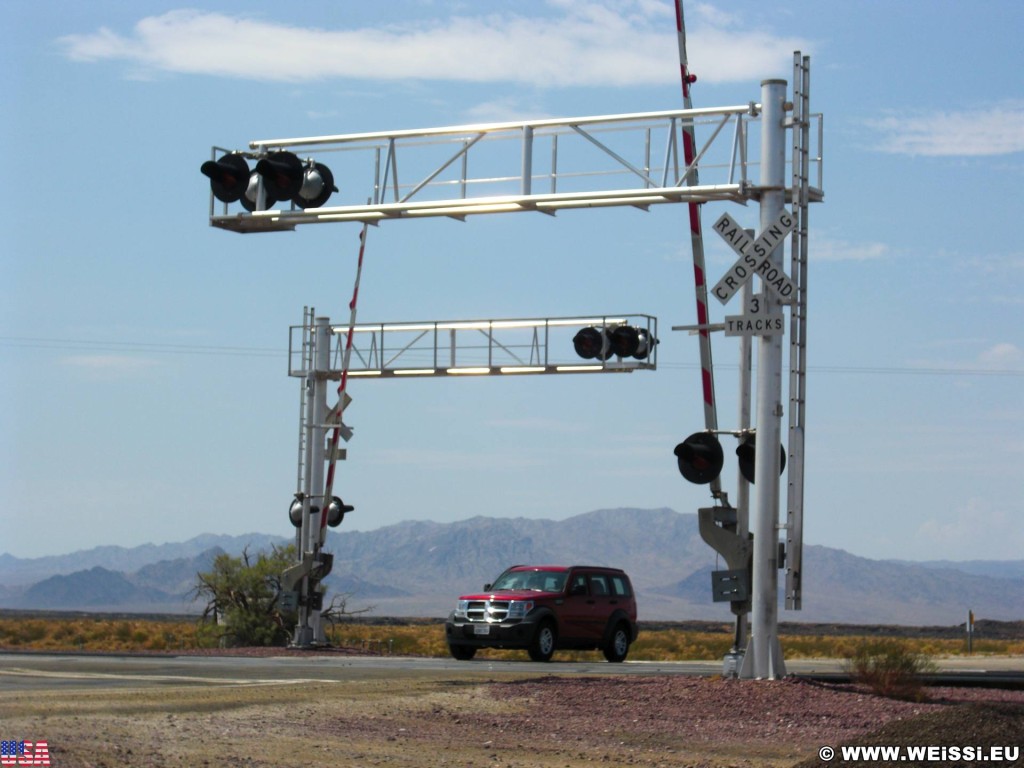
[742, 79, 789, 679]
[673, 56, 820, 678]
[732, 238, 755, 655]
[284, 314, 332, 648]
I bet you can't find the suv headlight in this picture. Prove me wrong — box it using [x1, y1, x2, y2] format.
[506, 600, 534, 620]
[454, 600, 470, 619]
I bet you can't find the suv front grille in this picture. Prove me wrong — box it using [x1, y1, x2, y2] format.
[465, 599, 510, 623]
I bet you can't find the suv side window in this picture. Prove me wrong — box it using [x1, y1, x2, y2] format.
[610, 575, 631, 597]
[570, 573, 588, 595]
[589, 574, 609, 596]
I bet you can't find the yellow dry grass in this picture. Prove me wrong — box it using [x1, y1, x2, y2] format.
[2, 615, 1021, 659]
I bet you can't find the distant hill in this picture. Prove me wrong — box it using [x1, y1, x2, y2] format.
[0, 533, 286, 586]
[313, 509, 1024, 624]
[21, 567, 175, 611]
[1, 509, 1022, 625]
[888, 558, 1024, 580]
[0, 537, 285, 614]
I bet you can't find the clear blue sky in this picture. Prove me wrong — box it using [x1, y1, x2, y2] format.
[2, 1, 1022, 562]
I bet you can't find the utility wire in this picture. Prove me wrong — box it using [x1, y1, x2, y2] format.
[2, 336, 1020, 377]
[658, 362, 1023, 377]
[0, 336, 280, 358]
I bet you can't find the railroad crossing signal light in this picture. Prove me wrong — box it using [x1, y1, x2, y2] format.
[735, 435, 787, 484]
[202, 153, 276, 212]
[255, 151, 304, 201]
[200, 154, 251, 204]
[288, 496, 353, 527]
[288, 498, 304, 528]
[255, 151, 338, 209]
[573, 326, 611, 360]
[674, 432, 724, 484]
[203, 151, 338, 211]
[573, 325, 657, 361]
[608, 325, 657, 359]
[296, 161, 337, 209]
[326, 496, 354, 527]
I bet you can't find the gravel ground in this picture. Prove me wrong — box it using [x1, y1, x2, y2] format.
[3, 663, 1022, 767]
[485, 676, 1024, 766]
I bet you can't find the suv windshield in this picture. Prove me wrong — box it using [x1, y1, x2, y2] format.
[491, 569, 567, 593]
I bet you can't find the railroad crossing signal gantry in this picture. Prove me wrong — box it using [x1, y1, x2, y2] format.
[204, 107, 823, 232]
[288, 315, 659, 379]
[202, 58, 824, 667]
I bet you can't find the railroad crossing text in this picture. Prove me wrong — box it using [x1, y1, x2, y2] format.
[724, 313, 785, 337]
[710, 211, 797, 304]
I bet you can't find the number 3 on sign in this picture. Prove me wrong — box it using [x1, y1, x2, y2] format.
[747, 293, 767, 316]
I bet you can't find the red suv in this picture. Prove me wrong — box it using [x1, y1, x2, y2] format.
[445, 564, 638, 662]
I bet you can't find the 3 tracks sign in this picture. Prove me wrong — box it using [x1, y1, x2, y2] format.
[710, 209, 796, 337]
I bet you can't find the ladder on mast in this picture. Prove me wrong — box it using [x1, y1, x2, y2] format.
[785, 54, 811, 610]
[295, 306, 315, 503]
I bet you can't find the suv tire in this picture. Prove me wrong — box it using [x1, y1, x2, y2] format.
[528, 620, 557, 662]
[448, 644, 477, 661]
[603, 622, 631, 663]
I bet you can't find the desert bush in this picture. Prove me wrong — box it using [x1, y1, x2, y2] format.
[846, 639, 937, 701]
[193, 544, 299, 647]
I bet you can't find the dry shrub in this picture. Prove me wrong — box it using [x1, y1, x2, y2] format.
[847, 639, 937, 701]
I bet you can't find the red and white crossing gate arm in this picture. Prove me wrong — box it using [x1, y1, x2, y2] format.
[674, 0, 721, 496]
[321, 223, 370, 539]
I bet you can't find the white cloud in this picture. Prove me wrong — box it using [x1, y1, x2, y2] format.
[976, 342, 1024, 368]
[907, 340, 1024, 374]
[992, 293, 1024, 307]
[916, 498, 1024, 560]
[461, 97, 553, 125]
[55, 4, 809, 87]
[966, 251, 1024, 275]
[370, 447, 543, 471]
[692, 2, 741, 28]
[482, 416, 586, 433]
[813, 236, 891, 262]
[866, 102, 1024, 157]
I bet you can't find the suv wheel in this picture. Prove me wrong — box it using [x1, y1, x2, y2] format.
[448, 644, 477, 661]
[528, 621, 557, 662]
[603, 623, 631, 663]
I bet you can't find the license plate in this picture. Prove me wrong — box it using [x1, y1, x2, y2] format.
[473, 624, 491, 636]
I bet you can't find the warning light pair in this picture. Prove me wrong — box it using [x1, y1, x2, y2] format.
[288, 496, 353, 528]
[674, 432, 786, 485]
[201, 151, 337, 211]
[573, 325, 656, 361]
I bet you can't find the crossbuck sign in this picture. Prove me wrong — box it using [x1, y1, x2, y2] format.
[711, 210, 796, 305]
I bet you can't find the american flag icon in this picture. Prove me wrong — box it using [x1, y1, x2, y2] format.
[1, 740, 50, 766]
[0, 741, 22, 767]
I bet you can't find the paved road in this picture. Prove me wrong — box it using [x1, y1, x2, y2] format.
[0, 653, 713, 692]
[2, 652, 1021, 693]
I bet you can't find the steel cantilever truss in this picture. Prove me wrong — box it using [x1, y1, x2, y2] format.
[288, 314, 658, 379]
[208, 107, 824, 232]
